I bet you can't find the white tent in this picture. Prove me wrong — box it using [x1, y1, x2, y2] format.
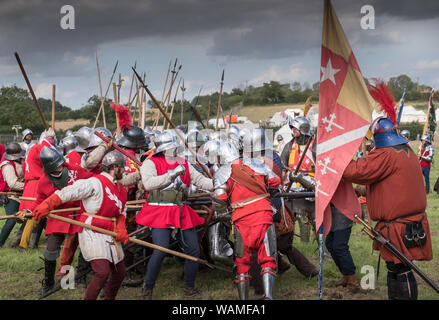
[273, 124, 292, 146]
[372, 105, 427, 123]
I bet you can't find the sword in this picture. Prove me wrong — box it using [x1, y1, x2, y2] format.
[355, 214, 439, 295]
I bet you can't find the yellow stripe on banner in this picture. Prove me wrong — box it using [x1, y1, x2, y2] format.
[322, 0, 352, 62]
[336, 65, 377, 122]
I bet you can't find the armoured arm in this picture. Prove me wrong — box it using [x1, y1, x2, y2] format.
[189, 164, 213, 190]
[120, 170, 141, 187]
[139, 159, 174, 191]
[81, 144, 109, 171]
[1, 164, 24, 191]
[421, 146, 434, 162]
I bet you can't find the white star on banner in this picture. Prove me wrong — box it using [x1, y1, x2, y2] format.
[320, 58, 340, 85]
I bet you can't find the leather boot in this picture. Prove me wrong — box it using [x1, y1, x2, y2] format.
[286, 247, 318, 278]
[29, 231, 38, 249]
[141, 284, 153, 300]
[344, 274, 360, 294]
[277, 255, 291, 275]
[261, 268, 276, 300]
[235, 273, 250, 300]
[387, 271, 398, 300]
[395, 271, 418, 300]
[335, 275, 348, 287]
[40, 259, 57, 298]
[183, 286, 202, 299]
[9, 229, 23, 248]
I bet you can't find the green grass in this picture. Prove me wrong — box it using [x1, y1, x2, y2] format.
[1, 136, 439, 300]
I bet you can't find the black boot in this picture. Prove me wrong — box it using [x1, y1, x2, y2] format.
[40, 259, 57, 298]
[396, 270, 418, 300]
[387, 271, 398, 300]
[76, 251, 91, 287]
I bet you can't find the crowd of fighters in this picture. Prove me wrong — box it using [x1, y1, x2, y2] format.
[0, 104, 434, 301]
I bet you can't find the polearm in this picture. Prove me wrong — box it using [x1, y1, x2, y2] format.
[94, 131, 142, 166]
[162, 63, 182, 128]
[46, 213, 231, 273]
[132, 67, 213, 179]
[166, 77, 182, 130]
[160, 59, 178, 128]
[14, 52, 49, 130]
[355, 214, 439, 294]
[153, 60, 172, 129]
[215, 70, 225, 131]
[190, 86, 206, 129]
[95, 53, 107, 128]
[285, 133, 314, 192]
[93, 60, 118, 129]
[396, 89, 406, 125]
[51, 85, 56, 130]
[206, 99, 211, 128]
[126, 61, 137, 112]
[180, 79, 186, 126]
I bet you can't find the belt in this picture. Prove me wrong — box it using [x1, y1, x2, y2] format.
[231, 193, 270, 209]
[148, 202, 185, 206]
[82, 213, 116, 222]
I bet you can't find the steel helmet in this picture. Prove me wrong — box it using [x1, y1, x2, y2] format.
[3, 142, 26, 161]
[421, 134, 432, 144]
[242, 128, 273, 154]
[87, 127, 113, 149]
[400, 130, 410, 140]
[40, 146, 65, 174]
[22, 129, 33, 142]
[117, 126, 149, 150]
[100, 150, 126, 172]
[74, 126, 93, 150]
[370, 117, 407, 149]
[288, 116, 311, 136]
[60, 136, 79, 155]
[197, 140, 239, 166]
[154, 130, 182, 153]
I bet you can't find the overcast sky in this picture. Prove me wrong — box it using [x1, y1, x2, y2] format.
[1, 0, 439, 109]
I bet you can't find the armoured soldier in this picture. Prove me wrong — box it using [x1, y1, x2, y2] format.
[419, 134, 434, 193]
[136, 130, 213, 300]
[60, 135, 84, 167]
[22, 146, 93, 297]
[20, 128, 34, 153]
[400, 129, 410, 140]
[0, 143, 25, 247]
[343, 116, 433, 299]
[213, 135, 280, 300]
[81, 127, 114, 174]
[32, 150, 130, 300]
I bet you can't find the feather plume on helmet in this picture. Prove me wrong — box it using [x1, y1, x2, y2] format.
[110, 103, 133, 133]
[367, 79, 397, 124]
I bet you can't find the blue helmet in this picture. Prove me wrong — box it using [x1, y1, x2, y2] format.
[371, 117, 407, 149]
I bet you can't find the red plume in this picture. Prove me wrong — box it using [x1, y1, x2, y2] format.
[367, 79, 397, 124]
[110, 103, 132, 131]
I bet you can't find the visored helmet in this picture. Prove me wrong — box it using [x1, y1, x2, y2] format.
[40, 146, 65, 174]
[371, 117, 407, 149]
[185, 130, 208, 152]
[242, 128, 273, 154]
[288, 116, 311, 136]
[3, 142, 26, 161]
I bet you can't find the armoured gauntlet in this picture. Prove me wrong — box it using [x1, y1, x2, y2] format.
[167, 164, 186, 181]
[289, 172, 315, 191]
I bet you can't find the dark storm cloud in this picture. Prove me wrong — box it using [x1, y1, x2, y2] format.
[0, 0, 438, 76]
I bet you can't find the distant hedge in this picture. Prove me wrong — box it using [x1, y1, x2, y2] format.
[399, 122, 425, 140]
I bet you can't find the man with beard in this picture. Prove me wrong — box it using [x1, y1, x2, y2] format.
[31, 150, 130, 300]
[18, 146, 93, 297]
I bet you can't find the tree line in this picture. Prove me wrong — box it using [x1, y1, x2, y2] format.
[0, 74, 434, 136]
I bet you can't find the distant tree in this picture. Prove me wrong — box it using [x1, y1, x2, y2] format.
[292, 81, 302, 91]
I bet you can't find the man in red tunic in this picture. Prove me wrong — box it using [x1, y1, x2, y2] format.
[342, 116, 433, 300]
[213, 140, 281, 300]
[18, 128, 57, 250]
[137, 130, 213, 300]
[21, 146, 94, 296]
[32, 150, 129, 300]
